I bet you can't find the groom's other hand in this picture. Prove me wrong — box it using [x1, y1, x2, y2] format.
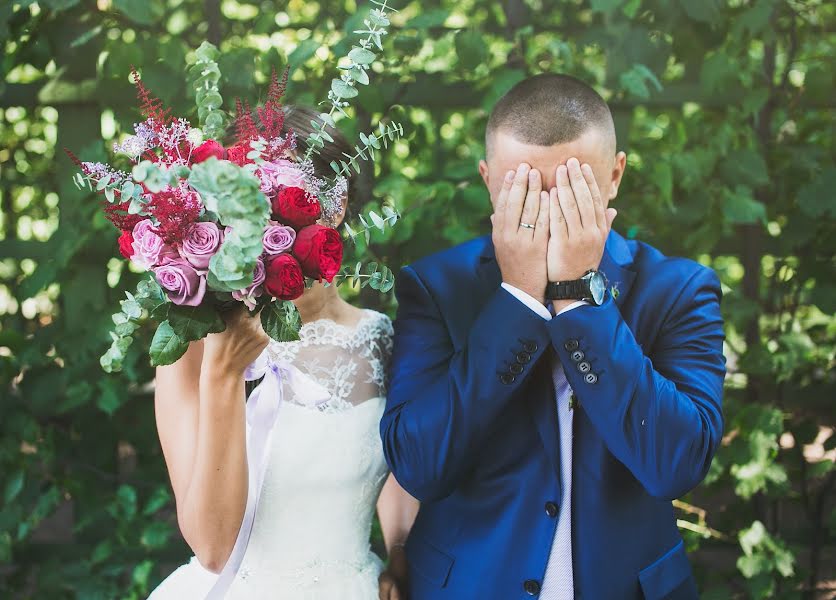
[548, 157, 618, 310]
[491, 162, 551, 303]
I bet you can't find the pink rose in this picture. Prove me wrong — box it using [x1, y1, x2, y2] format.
[258, 159, 306, 195]
[232, 257, 266, 310]
[131, 219, 178, 268]
[179, 221, 223, 269]
[262, 222, 296, 256]
[154, 259, 207, 307]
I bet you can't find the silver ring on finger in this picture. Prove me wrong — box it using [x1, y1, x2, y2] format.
[520, 222, 536, 230]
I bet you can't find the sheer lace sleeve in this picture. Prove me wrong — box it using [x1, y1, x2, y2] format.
[262, 310, 393, 413]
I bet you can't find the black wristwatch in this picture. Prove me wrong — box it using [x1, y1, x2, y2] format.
[545, 270, 608, 306]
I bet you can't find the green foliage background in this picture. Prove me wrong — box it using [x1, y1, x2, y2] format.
[1, 0, 834, 597]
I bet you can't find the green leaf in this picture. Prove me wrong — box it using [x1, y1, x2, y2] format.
[679, 0, 721, 23]
[723, 186, 766, 224]
[797, 167, 836, 218]
[331, 78, 359, 99]
[140, 521, 172, 550]
[455, 30, 487, 71]
[261, 301, 302, 343]
[112, 0, 164, 26]
[4, 470, 24, 504]
[142, 487, 172, 516]
[590, 0, 624, 13]
[168, 304, 226, 342]
[719, 149, 770, 188]
[349, 47, 376, 65]
[149, 321, 189, 367]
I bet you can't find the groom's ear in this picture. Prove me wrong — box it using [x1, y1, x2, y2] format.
[478, 159, 490, 189]
[606, 151, 628, 202]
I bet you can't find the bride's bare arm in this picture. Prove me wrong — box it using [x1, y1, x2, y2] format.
[376, 474, 419, 599]
[154, 309, 268, 573]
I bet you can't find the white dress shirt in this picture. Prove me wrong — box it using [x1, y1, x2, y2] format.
[502, 283, 584, 600]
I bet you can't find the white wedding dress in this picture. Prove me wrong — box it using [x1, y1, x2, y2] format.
[148, 310, 393, 599]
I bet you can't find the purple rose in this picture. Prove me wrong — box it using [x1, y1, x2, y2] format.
[262, 222, 296, 256]
[232, 257, 266, 310]
[131, 219, 178, 268]
[179, 221, 223, 269]
[154, 259, 207, 306]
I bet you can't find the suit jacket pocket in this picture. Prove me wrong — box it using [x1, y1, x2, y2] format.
[638, 540, 695, 600]
[405, 534, 455, 588]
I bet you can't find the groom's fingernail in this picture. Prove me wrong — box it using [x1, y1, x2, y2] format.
[529, 169, 539, 183]
[505, 170, 515, 183]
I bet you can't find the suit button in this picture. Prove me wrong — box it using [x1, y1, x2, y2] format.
[585, 373, 598, 384]
[564, 339, 579, 351]
[523, 342, 538, 353]
[500, 373, 516, 385]
[571, 350, 584, 362]
[545, 501, 559, 517]
[524, 580, 541, 595]
[577, 361, 591, 374]
[516, 351, 532, 364]
[509, 363, 524, 375]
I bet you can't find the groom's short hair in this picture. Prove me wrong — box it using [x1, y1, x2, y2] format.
[486, 73, 616, 156]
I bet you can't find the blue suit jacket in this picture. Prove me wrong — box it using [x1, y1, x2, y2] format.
[381, 231, 726, 599]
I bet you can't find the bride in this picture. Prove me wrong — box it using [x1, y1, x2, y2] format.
[148, 106, 418, 599]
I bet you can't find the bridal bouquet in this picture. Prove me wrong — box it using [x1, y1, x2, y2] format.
[70, 1, 402, 372]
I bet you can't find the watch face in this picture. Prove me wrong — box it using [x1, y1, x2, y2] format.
[589, 272, 606, 305]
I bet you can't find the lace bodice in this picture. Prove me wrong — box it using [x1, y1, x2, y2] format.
[265, 309, 394, 413]
[228, 309, 393, 598]
[148, 311, 395, 599]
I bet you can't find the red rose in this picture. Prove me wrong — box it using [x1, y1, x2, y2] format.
[264, 254, 305, 301]
[117, 230, 134, 259]
[293, 224, 343, 282]
[226, 144, 252, 167]
[191, 140, 226, 164]
[271, 186, 321, 230]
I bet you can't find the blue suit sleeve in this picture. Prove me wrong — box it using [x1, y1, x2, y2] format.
[548, 267, 726, 500]
[380, 265, 552, 502]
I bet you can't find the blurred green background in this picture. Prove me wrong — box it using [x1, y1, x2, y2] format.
[1, 0, 834, 598]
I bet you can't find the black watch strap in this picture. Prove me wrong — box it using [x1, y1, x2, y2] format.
[546, 278, 589, 301]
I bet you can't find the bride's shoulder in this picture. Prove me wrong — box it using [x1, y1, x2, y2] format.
[361, 309, 394, 339]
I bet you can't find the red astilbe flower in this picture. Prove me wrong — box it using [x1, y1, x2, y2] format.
[258, 68, 289, 142]
[233, 98, 260, 148]
[232, 68, 295, 161]
[103, 199, 144, 232]
[130, 66, 171, 131]
[146, 186, 202, 245]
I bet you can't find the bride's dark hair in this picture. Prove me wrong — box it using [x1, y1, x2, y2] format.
[281, 105, 357, 222]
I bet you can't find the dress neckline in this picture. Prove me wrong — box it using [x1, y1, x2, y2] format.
[299, 309, 375, 335]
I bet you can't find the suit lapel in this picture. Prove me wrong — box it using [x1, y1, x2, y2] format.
[599, 230, 636, 307]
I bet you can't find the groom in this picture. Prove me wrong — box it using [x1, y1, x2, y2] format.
[381, 73, 725, 599]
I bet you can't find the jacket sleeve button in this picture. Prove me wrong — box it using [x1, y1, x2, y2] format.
[564, 339, 579, 351]
[500, 373, 516, 385]
[524, 580, 541, 595]
[571, 350, 584, 362]
[510, 363, 524, 375]
[577, 361, 591, 374]
[515, 351, 532, 364]
[585, 373, 598, 384]
[523, 342, 538, 353]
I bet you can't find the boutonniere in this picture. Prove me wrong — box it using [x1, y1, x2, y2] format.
[610, 282, 620, 300]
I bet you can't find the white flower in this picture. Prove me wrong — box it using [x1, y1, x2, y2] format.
[187, 128, 204, 145]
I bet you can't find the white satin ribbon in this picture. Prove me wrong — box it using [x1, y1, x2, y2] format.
[205, 353, 329, 599]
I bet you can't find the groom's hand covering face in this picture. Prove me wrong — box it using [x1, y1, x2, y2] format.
[489, 163, 551, 302]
